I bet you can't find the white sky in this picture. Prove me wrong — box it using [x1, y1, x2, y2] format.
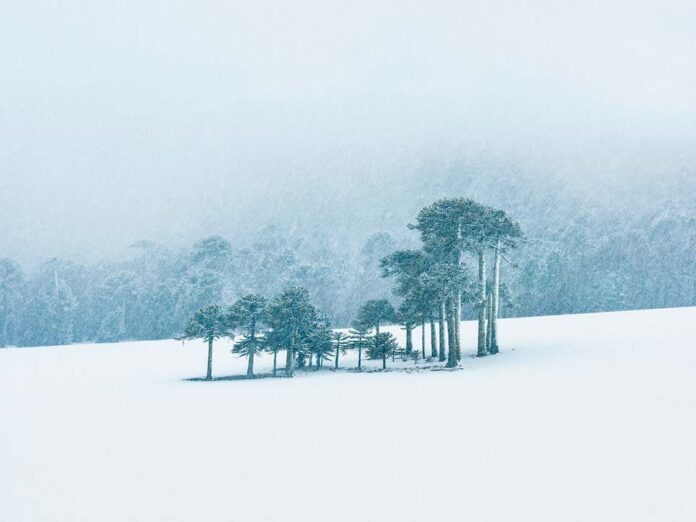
[1, 0, 695, 264]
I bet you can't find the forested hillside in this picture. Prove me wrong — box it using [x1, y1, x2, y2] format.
[1, 165, 693, 348]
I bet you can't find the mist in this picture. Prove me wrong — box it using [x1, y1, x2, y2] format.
[2, 0, 695, 266]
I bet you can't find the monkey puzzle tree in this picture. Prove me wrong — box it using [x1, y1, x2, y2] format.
[265, 287, 318, 378]
[182, 304, 228, 380]
[396, 302, 417, 355]
[332, 331, 349, 369]
[484, 209, 522, 354]
[304, 312, 333, 369]
[411, 198, 500, 358]
[227, 294, 267, 377]
[367, 331, 399, 370]
[348, 321, 371, 371]
[381, 249, 430, 355]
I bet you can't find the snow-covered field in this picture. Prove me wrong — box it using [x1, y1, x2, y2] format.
[1, 307, 695, 522]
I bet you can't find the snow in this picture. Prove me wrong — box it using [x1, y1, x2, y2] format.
[1, 307, 695, 522]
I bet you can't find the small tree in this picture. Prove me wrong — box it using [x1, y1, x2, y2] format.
[182, 304, 228, 380]
[356, 299, 396, 357]
[227, 294, 267, 377]
[349, 322, 370, 371]
[332, 331, 349, 369]
[367, 332, 399, 370]
[304, 313, 333, 369]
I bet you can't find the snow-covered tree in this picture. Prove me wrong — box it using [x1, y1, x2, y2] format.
[227, 294, 267, 377]
[182, 304, 228, 381]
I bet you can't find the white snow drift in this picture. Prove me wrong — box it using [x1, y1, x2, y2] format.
[1, 307, 695, 522]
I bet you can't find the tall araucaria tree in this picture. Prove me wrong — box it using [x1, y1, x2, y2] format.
[484, 210, 522, 354]
[182, 304, 228, 380]
[227, 294, 267, 377]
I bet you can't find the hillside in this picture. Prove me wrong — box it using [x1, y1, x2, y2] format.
[1, 307, 695, 521]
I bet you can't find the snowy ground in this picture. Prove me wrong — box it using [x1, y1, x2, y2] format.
[1, 307, 695, 522]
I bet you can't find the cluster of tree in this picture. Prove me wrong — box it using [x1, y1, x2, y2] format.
[182, 198, 523, 378]
[182, 290, 403, 380]
[379, 198, 521, 366]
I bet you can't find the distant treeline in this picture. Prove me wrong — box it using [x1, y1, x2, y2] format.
[0, 194, 694, 348]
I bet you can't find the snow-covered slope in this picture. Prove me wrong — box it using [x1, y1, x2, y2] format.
[1, 308, 695, 522]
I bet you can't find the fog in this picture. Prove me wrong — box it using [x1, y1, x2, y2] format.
[2, 0, 695, 266]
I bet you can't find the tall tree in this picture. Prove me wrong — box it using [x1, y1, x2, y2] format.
[411, 198, 502, 357]
[485, 210, 522, 354]
[227, 294, 267, 377]
[182, 304, 228, 380]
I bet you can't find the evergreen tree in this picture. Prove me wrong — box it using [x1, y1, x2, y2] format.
[412, 198, 513, 358]
[356, 299, 396, 358]
[331, 331, 349, 369]
[227, 294, 267, 377]
[396, 303, 417, 355]
[485, 210, 522, 354]
[348, 322, 371, 371]
[304, 312, 333, 369]
[367, 332, 399, 370]
[265, 287, 318, 378]
[182, 304, 228, 380]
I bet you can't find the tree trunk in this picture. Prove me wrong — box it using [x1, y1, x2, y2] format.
[446, 297, 457, 368]
[405, 324, 412, 354]
[454, 291, 461, 361]
[206, 337, 213, 380]
[335, 340, 340, 369]
[438, 302, 447, 362]
[273, 348, 278, 376]
[430, 314, 437, 359]
[247, 319, 256, 376]
[486, 294, 493, 352]
[358, 344, 362, 370]
[477, 248, 488, 357]
[286, 327, 296, 377]
[421, 320, 426, 358]
[490, 241, 501, 354]
[247, 351, 254, 376]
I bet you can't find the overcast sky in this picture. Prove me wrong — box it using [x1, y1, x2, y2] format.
[2, 0, 695, 265]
